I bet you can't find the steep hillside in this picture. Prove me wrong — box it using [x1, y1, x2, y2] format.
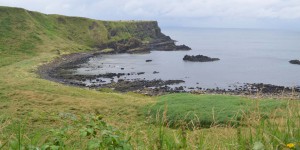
[0, 6, 170, 66]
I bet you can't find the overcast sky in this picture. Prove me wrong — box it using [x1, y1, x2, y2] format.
[1, 0, 300, 30]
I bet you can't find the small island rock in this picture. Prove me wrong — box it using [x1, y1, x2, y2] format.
[183, 55, 220, 62]
[289, 59, 300, 65]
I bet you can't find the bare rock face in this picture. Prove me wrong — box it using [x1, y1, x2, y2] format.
[183, 55, 220, 62]
[176, 44, 191, 50]
[289, 59, 300, 65]
[146, 35, 192, 51]
[98, 22, 191, 53]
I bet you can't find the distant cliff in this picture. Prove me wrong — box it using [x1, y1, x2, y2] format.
[0, 6, 189, 66]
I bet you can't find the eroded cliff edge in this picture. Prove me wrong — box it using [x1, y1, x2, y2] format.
[96, 21, 191, 53]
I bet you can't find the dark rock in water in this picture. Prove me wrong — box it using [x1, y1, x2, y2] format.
[153, 71, 159, 74]
[137, 72, 145, 75]
[118, 79, 125, 82]
[175, 86, 184, 91]
[289, 59, 300, 65]
[183, 55, 220, 62]
[176, 44, 191, 50]
[104, 79, 185, 93]
[146, 60, 152, 62]
[101, 73, 125, 78]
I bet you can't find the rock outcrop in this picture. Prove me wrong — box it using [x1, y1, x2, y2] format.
[183, 55, 220, 62]
[97, 35, 191, 53]
[97, 22, 191, 53]
[289, 59, 300, 65]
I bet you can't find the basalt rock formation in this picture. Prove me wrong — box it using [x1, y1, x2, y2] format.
[97, 24, 191, 53]
[183, 55, 220, 62]
[289, 59, 300, 65]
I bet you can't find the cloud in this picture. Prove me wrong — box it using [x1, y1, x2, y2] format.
[1, 0, 300, 29]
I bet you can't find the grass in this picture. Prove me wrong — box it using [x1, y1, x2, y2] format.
[145, 93, 286, 128]
[0, 6, 300, 149]
[0, 6, 159, 67]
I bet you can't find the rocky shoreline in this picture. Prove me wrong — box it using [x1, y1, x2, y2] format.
[37, 34, 299, 98]
[38, 52, 95, 84]
[38, 53, 300, 98]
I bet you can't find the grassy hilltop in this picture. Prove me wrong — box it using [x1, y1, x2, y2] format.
[0, 6, 300, 149]
[0, 6, 162, 66]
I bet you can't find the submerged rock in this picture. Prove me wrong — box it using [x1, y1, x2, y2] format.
[183, 55, 220, 62]
[289, 59, 300, 65]
[137, 72, 145, 75]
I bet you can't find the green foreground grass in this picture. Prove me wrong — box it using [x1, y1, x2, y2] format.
[146, 94, 286, 128]
[1, 6, 300, 150]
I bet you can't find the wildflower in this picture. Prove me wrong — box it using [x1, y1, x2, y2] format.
[286, 143, 295, 149]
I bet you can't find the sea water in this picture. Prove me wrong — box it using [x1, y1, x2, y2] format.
[75, 27, 300, 88]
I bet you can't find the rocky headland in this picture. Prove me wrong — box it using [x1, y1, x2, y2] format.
[96, 22, 191, 54]
[96, 35, 191, 54]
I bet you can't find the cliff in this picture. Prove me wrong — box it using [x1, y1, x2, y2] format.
[0, 6, 189, 66]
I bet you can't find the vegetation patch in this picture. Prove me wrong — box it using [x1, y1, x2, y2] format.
[0, 115, 132, 149]
[145, 93, 286, 128]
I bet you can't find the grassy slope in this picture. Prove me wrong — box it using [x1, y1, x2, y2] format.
[0, 6, 299, 149]
[0, 6, 157, 129]
[0, 6, 160, 66]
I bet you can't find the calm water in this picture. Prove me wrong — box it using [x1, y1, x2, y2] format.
[76, 28, 300, 88]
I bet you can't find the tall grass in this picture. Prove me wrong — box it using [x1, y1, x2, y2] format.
[1, 98, 299, 149]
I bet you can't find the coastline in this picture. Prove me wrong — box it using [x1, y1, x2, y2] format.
[37, 52, 96, 84]
[37, 51, 300, 98]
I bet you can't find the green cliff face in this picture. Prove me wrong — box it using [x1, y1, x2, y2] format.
[0, 6, 165, 66]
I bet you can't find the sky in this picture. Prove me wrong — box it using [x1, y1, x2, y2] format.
[1, 0, 300, 30]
